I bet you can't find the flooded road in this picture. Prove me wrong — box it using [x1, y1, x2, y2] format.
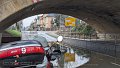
[51, 45, 90, 68]
[67, 45, 120, 68]
[51, 43, 120, 68]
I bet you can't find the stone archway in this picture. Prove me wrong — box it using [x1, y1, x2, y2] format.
[0, 0, 120, 33]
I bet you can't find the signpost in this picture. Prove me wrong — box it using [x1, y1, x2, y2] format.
[64, 53, 75, 62]
[65, 17, 76, 27]
[65, 17, 76, 37]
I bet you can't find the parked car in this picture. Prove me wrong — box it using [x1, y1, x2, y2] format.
[0, 40, 53, 68]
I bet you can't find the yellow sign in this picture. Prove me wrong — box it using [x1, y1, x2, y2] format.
[64, 53, 75, 62]
[65, 17, 76, 26]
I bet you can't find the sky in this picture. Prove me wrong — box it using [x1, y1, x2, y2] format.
[22, 14, 43, 27]
[22, 15, 37, 27]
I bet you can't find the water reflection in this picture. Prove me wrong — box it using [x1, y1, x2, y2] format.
[51, 46, 90, 68]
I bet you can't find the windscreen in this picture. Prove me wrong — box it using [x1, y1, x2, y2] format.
[33, 36, 48, 47]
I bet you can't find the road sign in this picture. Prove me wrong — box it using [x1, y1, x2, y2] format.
[64, 53, 75, 62]
[65, 17, 76, 27]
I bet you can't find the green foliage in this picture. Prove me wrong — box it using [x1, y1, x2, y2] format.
[54, 15, 60, 27]
[54, 14, 68, 27]
[72, 22, 95, 35]
[5, 30, 21, 37]
[81, 25, 95, 35]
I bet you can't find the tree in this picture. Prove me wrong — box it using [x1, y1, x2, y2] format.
[54, 14, 61, 27]
[54, 14, 69, 28]
[72, 20, 95, 35]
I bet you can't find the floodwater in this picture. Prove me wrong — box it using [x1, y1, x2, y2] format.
[51, 46, 90, 68]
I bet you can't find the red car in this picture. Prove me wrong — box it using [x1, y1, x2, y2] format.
[0, 40, 53, 68]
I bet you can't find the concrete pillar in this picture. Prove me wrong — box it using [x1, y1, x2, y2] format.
[0, 33, 2, 45]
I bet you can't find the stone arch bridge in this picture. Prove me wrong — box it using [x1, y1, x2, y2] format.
[0, 0, 120, 33]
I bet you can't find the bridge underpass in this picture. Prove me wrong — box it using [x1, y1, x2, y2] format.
[0, 0, 120, 33]
[0, 0, 120, 44]
[0, 0, 120, 68]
